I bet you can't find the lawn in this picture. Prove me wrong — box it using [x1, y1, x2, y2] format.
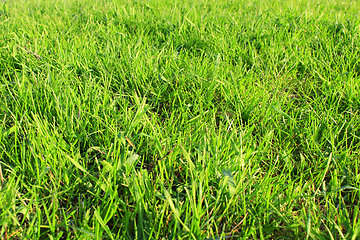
[1, 0, 360, 239]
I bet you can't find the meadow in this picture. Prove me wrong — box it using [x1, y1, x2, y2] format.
[1, 0, 360, 239]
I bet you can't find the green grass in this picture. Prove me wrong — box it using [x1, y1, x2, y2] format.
[1, 0, 360, 238]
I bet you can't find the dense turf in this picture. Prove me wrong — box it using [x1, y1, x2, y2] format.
[1, 0, 360, 239]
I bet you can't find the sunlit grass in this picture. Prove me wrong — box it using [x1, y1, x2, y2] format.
[1, 0, 360, 239]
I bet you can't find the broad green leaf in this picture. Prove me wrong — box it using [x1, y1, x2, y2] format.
[161, 184, 190, 232]
[222, 169, 236, 197]
[306, 209, 311, 240]
[2, 125, 16, 139]
[125, 154, 139, 168]
[66, 155, 88, 174]
[181, 146, 195, 173]
[101, 160, 113, 172]
[94, 209, 114, 240]
[58, 225, 95, 237]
